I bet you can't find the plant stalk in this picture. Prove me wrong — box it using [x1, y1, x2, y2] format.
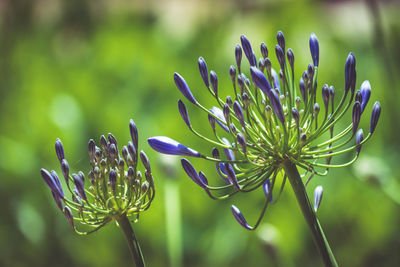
[282, 160, 338, 267]
[116, 214, 146, 267]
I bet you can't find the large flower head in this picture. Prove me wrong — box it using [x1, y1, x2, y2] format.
[148, 32, 381, 230]
[41, 119, 155, 234]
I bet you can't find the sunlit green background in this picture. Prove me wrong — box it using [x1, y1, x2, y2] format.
[1, 0, 399, 266]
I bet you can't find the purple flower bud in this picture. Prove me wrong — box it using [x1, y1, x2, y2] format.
[260, 42, 268, 59]
[108, 133, 118, 148]
[237, 74, 245, 94]
[51, 191, 63, 211]
[360, 80, 371, 113]
[109, 169, 117, 191]
[108, 143, 117, 161]
[174, 72, 197, 104]
[235, 44, 242, 72]
[287, 48, 294, 70]
[127, 141, 137, 162]
[250, 67, 272, 95]
[275, 45, 285, 70]
[226, 96, 233, 107]
[344, 52, 356, 93]
[263, 179, 273, 202]
[140, 150, 151, 171]
[178, 100, 191, 128]
[233, 101, 245, 128]
[216, 162, 230, 184]
[210, 70, 218, 96]
[355, 129, 364, 154]
[148, 136, 201, 157]
[212, 147, 220, 159]
[230, 123, 238, 134]
[72, 173, 86, 201]
[88, 139, 96, 163]
[210, 107, 229, 132]
[237, 133, 246, 154]
[242, 93, 250, 107]
[231, 205, 251, 230]
[223, 103, 230, 125]
[292, 108, 299, 125]
[322, 84, 329, 110]
[269, 89, 286, 125]
[61, 159, 69, 185]
[40, 169, 62, 197]
[64, 206, 74, 229]
[181, 158, 206, 188]
[299, 78, 306, 103]
[369, 101, 381, 134]
[309, 33, 319, 67]
[198, 171, 209, 187]
[51, 170, 64, 198]
[314, 103, 320, 117]
[355, 90, 362, 103]
[240, 35, 257, 67]
[271, 68, 280, 91]
[329, 86, 335, 100]
[313, 185, 323, 212]
[229, 65, 236, 85]
[129, 119, 139, 150]
[258, 57, 265, 72]
[352, 101, 361, 133]
[208, 115, 216, 132]
[225, 163, 240, 190]
[277, 31, 285, 51]
[222, 138, 235, 161]
[55, 138, 65, 163]
[100, 135, 108, 154]
[198, 57, 209, 87]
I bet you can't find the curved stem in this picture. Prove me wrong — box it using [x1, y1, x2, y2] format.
[116, 214, 146, 267]
[282, 160, 338, 267]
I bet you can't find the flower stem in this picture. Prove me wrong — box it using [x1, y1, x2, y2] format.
[116, 214, 146, 267]
[282, 160, 338, 267]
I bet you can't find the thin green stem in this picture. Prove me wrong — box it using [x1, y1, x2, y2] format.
[116, 214, 146, 267]
[282, 160, 338, 267]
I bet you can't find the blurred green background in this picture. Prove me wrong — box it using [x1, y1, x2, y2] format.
[0, 0, 399, 266]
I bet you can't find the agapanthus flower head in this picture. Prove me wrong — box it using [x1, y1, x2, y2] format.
[149, 31, 381, 230]
[41, 119, 155, 234]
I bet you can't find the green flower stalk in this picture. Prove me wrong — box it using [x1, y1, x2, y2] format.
[41, 119, 155, 267]
[148, 32, 381, 266]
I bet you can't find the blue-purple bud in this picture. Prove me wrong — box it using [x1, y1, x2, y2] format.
[313, 185, 323, 212]
[174, 72, 197, 104]
[299, 78, 306, 103]
[229, 65, 236, 85]
[309, 33, 319, 67]
[210, 107, 229, 132]
[216, 162, 230, 184]
[277, 31, 285, 51]
[287, 48, 294, 70]
[148, 136, 201, 157]
[235, 44, 242, 72]
[369, 101, 381, 134]
[275, 45, 285, 70]
[88, 139, 96, 163]
[181, 158, 206, 188]
[260, 42, 268, 59]
[250, 67, 272, 95]
[109, 169, 117, 191]
[237, 133, 246, 154]
[198, 57, 209, 88]
[64, 206, 74, 229]
[360, 80, 371, 113]
[226, 96, 233, 107]
[129, 119, 138, 149]
[231, 205, 251, 230]
[40, 169, 62, 197]
[263, 179, 273, 202]
[240, 35, 257, 66]
[269, 89, 286, 125]
[198, 171, 209, 187]
[223, 103, 230, 125]
[224, 163, 240, 190]
[178, 99, 191, 128]
[212, 147, 220, 159]
[55, 138, 65, 163]
[61, 159, 69, 184]
[51, 170, 64, 198]
[233, 101, 245, 128]
[355, 90, 362, 103]
[108, 133, 118, 147]
[221, 138, 235, 161]
[271, 68, 280, 91]
[210, 70, 218, 96]
[322, 84, 329, 110]
[258, 57, 265, 72]
[51, 191, 63, 211]
[355, 129, 364, 154]
[292, 108, 299, 125]
[72, 173, 87, 201]
[140, 150, 151, 171]
[352, 101, 361, 133]
[344, 52, 356, 93]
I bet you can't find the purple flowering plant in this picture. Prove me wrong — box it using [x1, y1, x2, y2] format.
[41, 119, 154, 267]
[148, 31, 381, 266]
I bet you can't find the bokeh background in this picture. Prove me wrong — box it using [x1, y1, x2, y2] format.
[1, 0, 399, 266]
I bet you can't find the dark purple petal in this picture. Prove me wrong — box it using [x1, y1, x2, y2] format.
[260, 42, 268, 59]
[55, 138, 65, 163]
[181, 158, 206, 188]
[178, 100, 191, 128]
[235, 44, 242, 72]
[344, 52, 356, 93]
[277, 31, 285, 51]
[88, 139, 96, 163]
[231, 205, 252, 230]
[275, 45, 285, 71]
[309, 33, 319, 67]
[352, 101, 361, 133]
[299, 78, 306, 103]
[313, 185, 323, 212]
[148, 136, 201, 157]
[369, 101, 381, 133]
[233, 101, 245, 128]
[129, 119, 139, 150]
[287, 48, 294, 70]
[322, 84, 329, 110]
[198, 57, 209, 87]
[41, 169, 61, 197]
[109, 169, 117, 191]
[355, 129, 364, 154]
[360, 80, 371, 113]
[210, 70, 218, 96]
[240, 35, 257, 67]
[174, 72, 197, 104]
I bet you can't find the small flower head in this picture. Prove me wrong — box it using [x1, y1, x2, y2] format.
[40, 120, 155, 234]
[151, 31, 380, 230]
